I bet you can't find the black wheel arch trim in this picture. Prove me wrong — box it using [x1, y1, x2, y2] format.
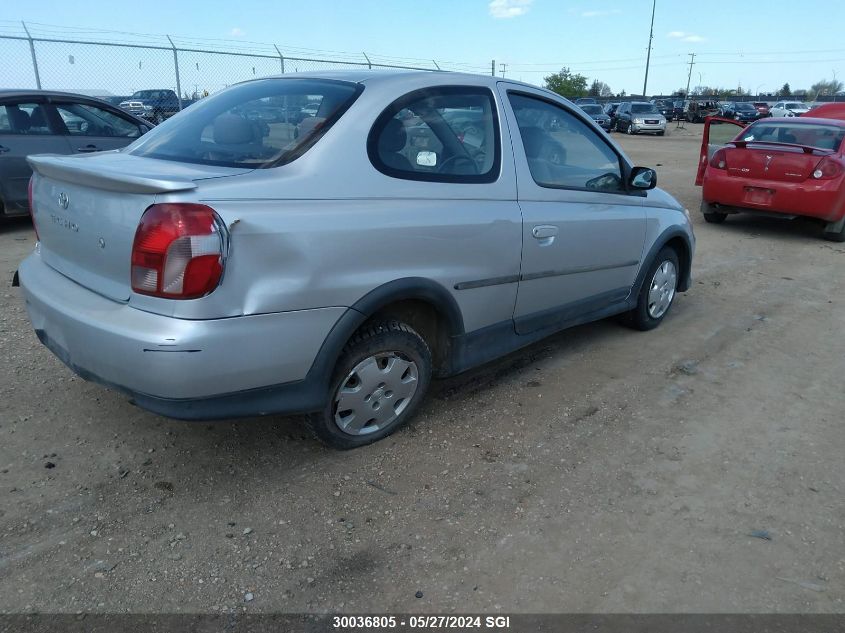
[633, 229, 693, 296]
[298, 277, 466, 404]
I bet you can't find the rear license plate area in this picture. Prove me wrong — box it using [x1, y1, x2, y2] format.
[743, 186, 775, 206]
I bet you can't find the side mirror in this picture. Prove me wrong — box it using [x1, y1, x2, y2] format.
[629, 166, 657, 190]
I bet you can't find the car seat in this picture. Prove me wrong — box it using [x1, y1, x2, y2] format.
[378, 118, 413, 171]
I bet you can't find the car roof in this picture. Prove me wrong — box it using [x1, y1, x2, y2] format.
[233, 69, 547, 94]
[765, 116, 845, 127]
[0, 89, 118, 100]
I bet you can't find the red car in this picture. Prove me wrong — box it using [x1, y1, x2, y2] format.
[801, 102, 845, 121]
[695, 116, 845, 241]
[752, 102, 771, 117]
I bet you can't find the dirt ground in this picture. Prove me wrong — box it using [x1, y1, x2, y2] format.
[1, 123, 843, 615]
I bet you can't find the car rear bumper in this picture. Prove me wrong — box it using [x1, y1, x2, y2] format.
[18, 252, 346, 419]
[702, 172, 845, 222]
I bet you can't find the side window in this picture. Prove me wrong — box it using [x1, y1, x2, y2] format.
[368, 86, 500, 183]
[54, 103, 141, 138]
[0, 102, 54, 135]
[508, 93, 624, 193]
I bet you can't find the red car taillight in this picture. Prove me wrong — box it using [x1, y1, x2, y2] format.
[812, 156, 842, 180]
[27, 176, 40, 241]
[131, 203, 227, 299]
[709, 148, 727, 170]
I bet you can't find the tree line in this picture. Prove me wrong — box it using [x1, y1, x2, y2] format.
[543, 67, 844, 101]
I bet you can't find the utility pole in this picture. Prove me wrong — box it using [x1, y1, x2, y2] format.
[642, 0, 656, 98]
[491, 59, 496, 77]
[499, 63, 507, 78]
[684, 52, 696, 98]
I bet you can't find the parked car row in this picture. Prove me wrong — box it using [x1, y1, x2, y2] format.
[577, 101, 666, 135]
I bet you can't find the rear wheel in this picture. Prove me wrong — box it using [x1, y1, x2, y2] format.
[306, 321, 432, 450]
[701, 200, 727, 224]
[822, 218, 845, 242]
[620, 247, 680, 331]
[657, 131, 665, 136]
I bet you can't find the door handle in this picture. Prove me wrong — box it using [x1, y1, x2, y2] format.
[77, 144, 101, 153]
[0, 145, 10, 153]
[532, 225, 559, 239]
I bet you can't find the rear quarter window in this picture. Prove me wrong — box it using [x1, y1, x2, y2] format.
[367, 86, 501, 184]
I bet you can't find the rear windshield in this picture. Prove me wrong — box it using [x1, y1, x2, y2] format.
[580, 104, 603, 114]
[738, 121, 845, 151]
[127, 79, 361, 168]
[631, 104, 658, 114]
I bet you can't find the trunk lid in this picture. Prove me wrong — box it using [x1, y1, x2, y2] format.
[28, 152, 249, 301]
[724, 145, 825, 183]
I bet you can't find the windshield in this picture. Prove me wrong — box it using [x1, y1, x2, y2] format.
[785, 102, 808, 110]
[127, 78, 361, 168]
[580, 105, 603, 114]
[735, 103, 756, 111]
[738, 121, 845, 150]
[632, 104, 658, 114]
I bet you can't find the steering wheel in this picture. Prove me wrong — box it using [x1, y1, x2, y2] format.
[438, 154, 480, 175]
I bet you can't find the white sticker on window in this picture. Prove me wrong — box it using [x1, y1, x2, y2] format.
[416, 151, 437, 167]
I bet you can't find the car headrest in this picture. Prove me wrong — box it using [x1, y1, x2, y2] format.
[519, 126, 547, 159]
[29, 106, 48, 128]
[213, 114, 255, 144]
[8, 108, 30, 132]
[380, 118, 407, 153]
[297, 116, 325, 139]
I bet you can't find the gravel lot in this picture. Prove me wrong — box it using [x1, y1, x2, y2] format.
[1, 124, 843, 615]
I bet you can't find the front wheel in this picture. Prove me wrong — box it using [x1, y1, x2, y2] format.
[627, 123, 635, 135]
[154, 111, 164, 125]
[620, 247, 680, 331]
[307, 321, 432, 449]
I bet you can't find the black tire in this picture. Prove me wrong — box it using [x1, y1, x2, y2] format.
[657, 131, 665, 136]
[822, 220, 845, 242]
[154, 111, 164, 125]
[627, 122, 635, 135]
[701, 200, 727, 224]
[306, 321, 432, 450]
[620, 247, 681, 331]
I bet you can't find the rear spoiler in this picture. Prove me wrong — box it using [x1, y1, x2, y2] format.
[730, 140, 832, 155]
[28, 155, 197, 194]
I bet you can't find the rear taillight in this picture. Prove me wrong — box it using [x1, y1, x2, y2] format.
[131, 203, 227, 299]
[709, 148, 727, 170]
[27, 176, 39, 241]
[812, 156, 842, 180]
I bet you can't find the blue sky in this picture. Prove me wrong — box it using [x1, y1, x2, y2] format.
[3, 0, 843, 96]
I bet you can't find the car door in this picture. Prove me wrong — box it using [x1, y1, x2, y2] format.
[499, 86, 647, 335]
[616, 102, 630, 130]
[51, 100, 146, 153]
[695, 117, 747, 185]
[0, 98, 73, 214]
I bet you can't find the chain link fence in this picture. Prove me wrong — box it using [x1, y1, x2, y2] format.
[0, 22, 495, 105]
